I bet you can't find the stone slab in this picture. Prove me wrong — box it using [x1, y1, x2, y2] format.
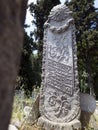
[38, 116, 81, 130]
[38, 4, 81, 130]
[39, 4, 80, 123]
[8, 124, 18, 130]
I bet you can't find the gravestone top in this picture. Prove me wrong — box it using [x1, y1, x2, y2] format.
[39, 4, 80, 124]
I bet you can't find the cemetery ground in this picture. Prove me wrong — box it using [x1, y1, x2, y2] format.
[11, 90, 41, 130]
[11, 90, 98, 130]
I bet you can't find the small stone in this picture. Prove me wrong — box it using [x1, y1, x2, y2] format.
[12, 120, 21, 129]
[8, 124, 18, 130]
[23, 106, 32, 118]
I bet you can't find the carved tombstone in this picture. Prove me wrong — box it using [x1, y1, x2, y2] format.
[38, 5, 81, 130]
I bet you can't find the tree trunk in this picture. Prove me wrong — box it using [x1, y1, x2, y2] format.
[85, 37, 94, 95]
[87, 63, 94, 95]
[0, 0, 28, 130]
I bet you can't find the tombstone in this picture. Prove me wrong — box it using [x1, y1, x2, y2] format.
[38, 4, 81, 130]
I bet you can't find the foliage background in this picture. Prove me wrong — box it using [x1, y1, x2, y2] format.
[16, 0, 98, 99]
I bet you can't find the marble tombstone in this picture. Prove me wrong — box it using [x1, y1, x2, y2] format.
[38, 4, 81, 130]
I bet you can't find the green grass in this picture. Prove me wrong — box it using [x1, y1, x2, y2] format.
[12, 93, 98, 130]
[11, 95, 33, 126]
[11, 92, 41, 130]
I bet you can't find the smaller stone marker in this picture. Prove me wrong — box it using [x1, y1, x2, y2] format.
[38, 4, 81, 130]
[95, 101, 98, 115]
[8, 124, 18, 130]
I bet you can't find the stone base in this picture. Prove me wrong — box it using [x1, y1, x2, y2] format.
[38, 116, 81, 130]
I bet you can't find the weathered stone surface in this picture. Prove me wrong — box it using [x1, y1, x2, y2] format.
[94, 101, 98, 116]
[8, 124, 18, 130]
[12, 120, 22, 129]
[38, 117, 81, 130]
[32, 94, 40, 122]
[25, 95, 40, 124]
[38, 4, 81, 130]
[23, 106, 32, 118]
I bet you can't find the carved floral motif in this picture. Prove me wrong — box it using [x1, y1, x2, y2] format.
[48, 91, 71, 118]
